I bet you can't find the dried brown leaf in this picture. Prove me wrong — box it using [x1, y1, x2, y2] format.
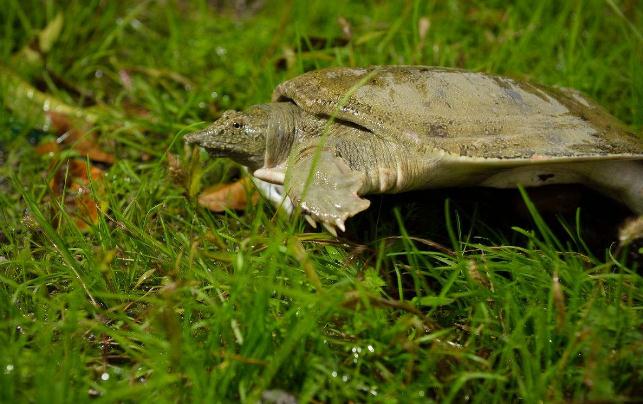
[198, 177, 258, 212]
[35, 141, 60, 156]
[72, 139, 116, 164]
[50, 159, 106, 231]
[44, 111, 116, 164]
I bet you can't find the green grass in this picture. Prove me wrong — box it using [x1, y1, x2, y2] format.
[1, 0, 642, 402]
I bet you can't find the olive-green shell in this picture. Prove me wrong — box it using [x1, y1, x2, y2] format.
[272, 66, 642, 161]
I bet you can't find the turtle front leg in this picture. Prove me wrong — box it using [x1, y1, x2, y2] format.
[281, 150, 371, 235]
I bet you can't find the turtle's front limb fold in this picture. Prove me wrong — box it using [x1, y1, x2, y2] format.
[250, 177, 294, 215]
[284, 150, 371, 235]
[577, 160, 643, 214]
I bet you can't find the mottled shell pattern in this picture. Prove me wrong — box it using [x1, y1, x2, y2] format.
[272, 66, 642, 161]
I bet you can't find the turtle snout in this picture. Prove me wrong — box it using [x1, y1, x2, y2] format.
[184, 134, 198, 145]
[184, 126, 221, 148]
[184, 129, 207, 145]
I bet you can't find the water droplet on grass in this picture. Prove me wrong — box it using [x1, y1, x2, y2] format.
[101, 372, 109, 381]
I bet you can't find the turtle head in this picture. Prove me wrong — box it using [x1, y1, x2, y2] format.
[185, 106, 269, 170]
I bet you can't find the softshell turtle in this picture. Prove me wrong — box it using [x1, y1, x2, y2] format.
[185, 66, 643, 234]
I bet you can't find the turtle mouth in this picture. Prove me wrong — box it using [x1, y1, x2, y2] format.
[206, 148, 237, 158]
[205, 150, 227, 158]
[204, 144, 264, 168]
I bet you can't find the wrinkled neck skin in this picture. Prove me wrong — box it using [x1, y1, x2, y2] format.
[263, 102, 301, 168]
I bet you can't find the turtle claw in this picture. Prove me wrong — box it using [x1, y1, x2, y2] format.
[335, 219, 345, 232]
[304, 214, 318, 228]
[322, 221, 338, 237]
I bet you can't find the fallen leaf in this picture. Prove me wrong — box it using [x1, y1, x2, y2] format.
[121, 100, 152, 118]
[198, 177, 258, 212]
[71, 137, 116, 164]
[47, 110, 74, 133]
[30, 98, 115, 233]
[35, 141, 60, 156]
[29, 110, 113, 232]
[45, 111, 115, 164]
[50, 159, 106, 230]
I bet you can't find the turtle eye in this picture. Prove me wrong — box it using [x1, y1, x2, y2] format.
[232, 122, 242, 129]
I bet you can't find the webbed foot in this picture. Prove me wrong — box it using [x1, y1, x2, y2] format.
[285, 150, 370, 234]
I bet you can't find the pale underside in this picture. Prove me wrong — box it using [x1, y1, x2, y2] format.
[254, 154, 643, 235]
